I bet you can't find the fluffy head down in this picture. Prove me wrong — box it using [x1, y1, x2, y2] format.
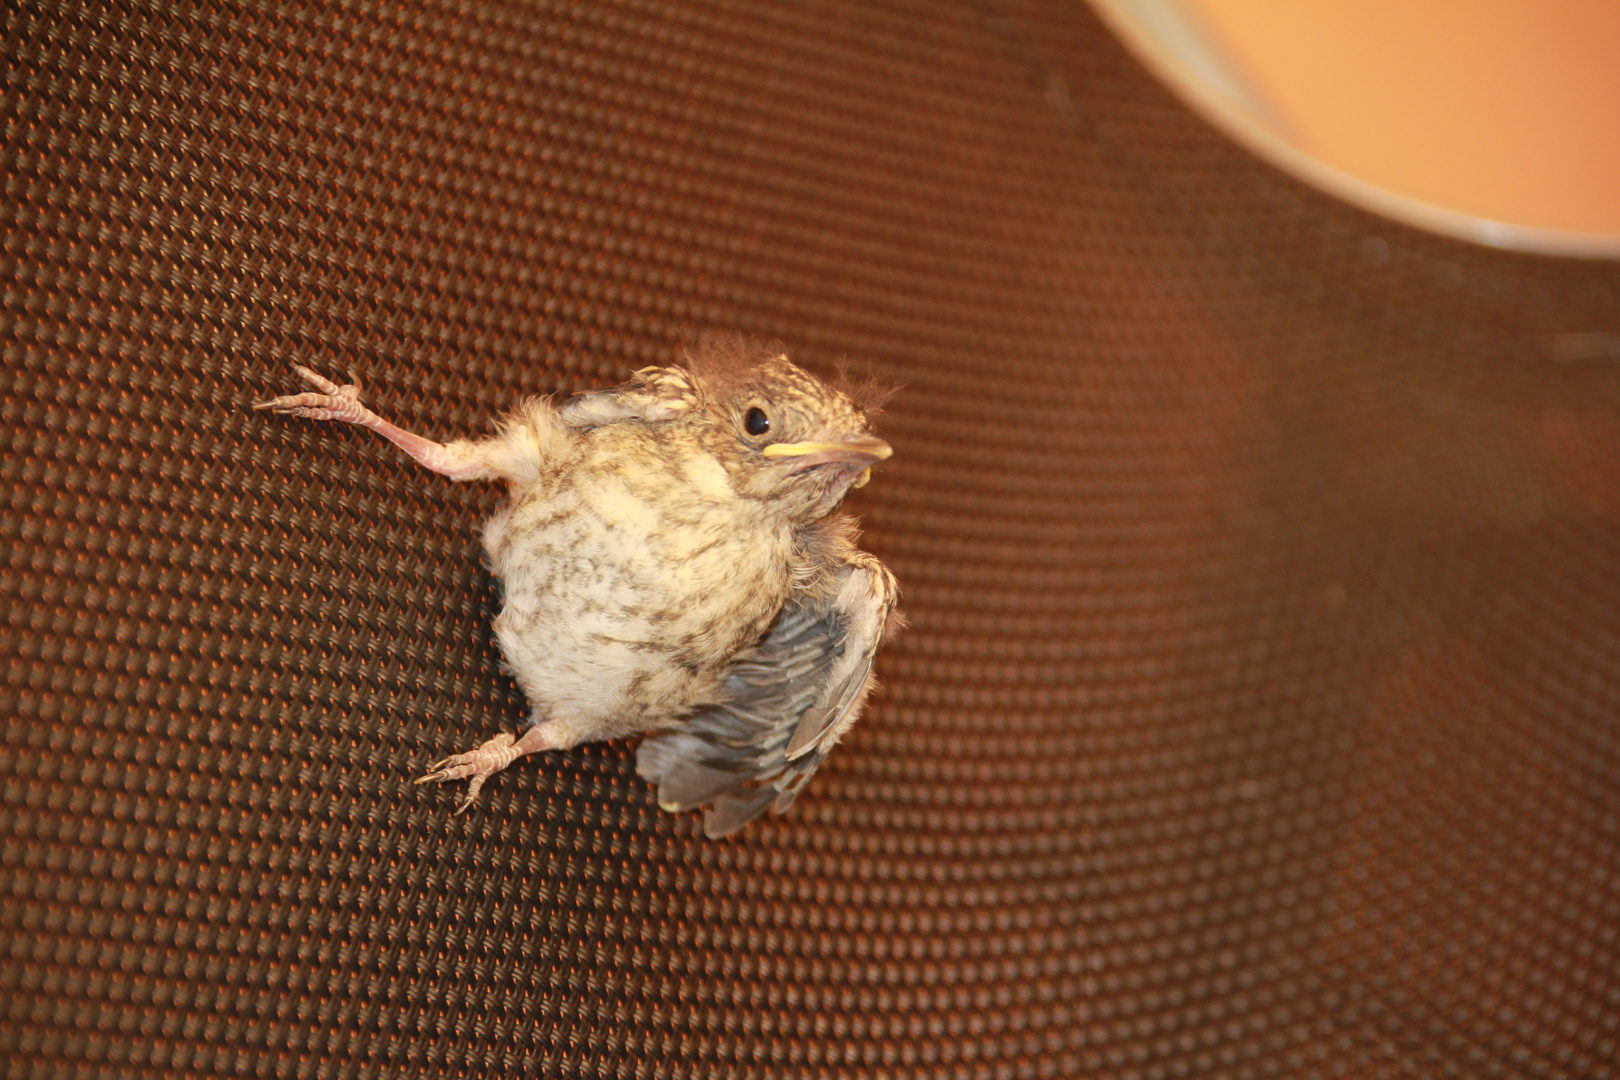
[676, 335, 894, 516]
[681, 334, 897, 420]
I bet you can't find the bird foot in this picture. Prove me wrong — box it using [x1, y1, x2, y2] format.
[415, 726, 551, 813]
[254, 366, 374, 425]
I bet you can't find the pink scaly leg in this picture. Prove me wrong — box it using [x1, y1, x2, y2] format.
[415, 725, 554, 813]
[255, 366, 493, 480]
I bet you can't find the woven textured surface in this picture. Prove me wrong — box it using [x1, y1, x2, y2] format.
[5, 1, 1619, 1077]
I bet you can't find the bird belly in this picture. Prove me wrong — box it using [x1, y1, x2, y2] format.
[484, 476, 791, 746]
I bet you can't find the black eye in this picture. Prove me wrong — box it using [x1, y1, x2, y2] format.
[744, 407, 771, 436]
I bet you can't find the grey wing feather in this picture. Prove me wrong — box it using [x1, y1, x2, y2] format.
[636, 561, 897, 838]
[784, 652, 874, 760]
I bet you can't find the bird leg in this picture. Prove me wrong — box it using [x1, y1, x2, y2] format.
[255, 366, 494, 481]
[415, 725, 554, 813]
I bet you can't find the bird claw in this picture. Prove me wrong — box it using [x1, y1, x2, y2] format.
[254, 366, 368, 423]
[415, 731, 521, 812]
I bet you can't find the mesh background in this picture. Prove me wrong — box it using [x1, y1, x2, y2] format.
[4, 1, 1619, 1077]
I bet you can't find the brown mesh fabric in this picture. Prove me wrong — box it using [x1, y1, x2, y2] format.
[4, 1, 1619, 1077]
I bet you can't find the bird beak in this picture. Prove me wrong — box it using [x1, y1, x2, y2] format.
[761, 436, 893, 471]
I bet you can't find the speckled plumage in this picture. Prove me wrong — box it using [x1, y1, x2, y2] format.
[257, 338, 901, 837]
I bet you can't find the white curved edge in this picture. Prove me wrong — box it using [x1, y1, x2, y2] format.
[1085, 0, 1620, 261]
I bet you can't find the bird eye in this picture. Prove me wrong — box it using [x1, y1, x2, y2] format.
[744, 407, 771, 436]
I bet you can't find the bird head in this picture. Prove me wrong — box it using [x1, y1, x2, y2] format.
[683, 340, 893, 519]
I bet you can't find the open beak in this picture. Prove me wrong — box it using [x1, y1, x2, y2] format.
[761, 436, 893, 472]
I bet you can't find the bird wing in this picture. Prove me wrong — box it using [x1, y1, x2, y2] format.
[554, 365, 698, 428]
[636, 556, 899, 838]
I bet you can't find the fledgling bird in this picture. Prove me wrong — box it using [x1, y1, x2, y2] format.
[256, 338, 901, 837]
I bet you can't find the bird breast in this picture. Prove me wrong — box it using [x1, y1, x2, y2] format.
[481, 431, 794, 742]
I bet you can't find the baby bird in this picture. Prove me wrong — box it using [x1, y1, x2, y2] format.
[257, 338, 901, 837]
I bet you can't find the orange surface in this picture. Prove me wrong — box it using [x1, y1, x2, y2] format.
[1184, 0, 1620, 234]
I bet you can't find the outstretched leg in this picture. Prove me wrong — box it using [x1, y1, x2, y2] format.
[416, 724, 553, 813]
[256, 366, 501, 481]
